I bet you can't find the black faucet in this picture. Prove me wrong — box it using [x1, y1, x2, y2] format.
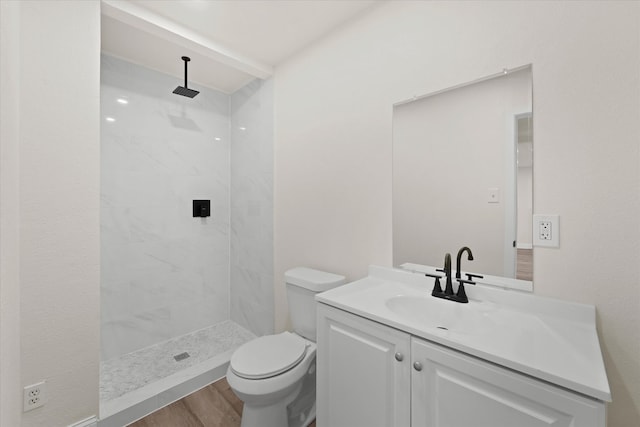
[432, 253, 455, 297]
[456, 246, 473, 279]
[426, 253, 453, 296]
[427, 249, 478, 303]
[439, 253, 454, 295]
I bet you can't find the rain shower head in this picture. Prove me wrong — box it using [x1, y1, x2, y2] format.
[173, 85, 199, 98]
[173, 56, 199, 98]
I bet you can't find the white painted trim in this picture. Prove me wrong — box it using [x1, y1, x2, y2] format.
[68, 416, 98, 427]
[394, 64, 532, 106]
[517, 243, 533, 249]
[101, 0, 273, 79]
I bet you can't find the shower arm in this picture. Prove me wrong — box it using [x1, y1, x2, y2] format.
[183, 56, 190, 89]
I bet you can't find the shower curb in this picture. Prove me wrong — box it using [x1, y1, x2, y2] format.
[98, 351, 232, 427]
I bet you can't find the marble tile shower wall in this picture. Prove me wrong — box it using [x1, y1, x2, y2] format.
[230, 79, 274, 336]
[101, 55, 232, 361]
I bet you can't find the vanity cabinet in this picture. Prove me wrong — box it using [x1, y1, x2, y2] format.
[316, 303, 411, 427]
[317, 303, 606, 427]
[411, 337, 605, 427]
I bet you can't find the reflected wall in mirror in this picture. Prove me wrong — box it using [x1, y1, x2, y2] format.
[393, 66, 533, 284]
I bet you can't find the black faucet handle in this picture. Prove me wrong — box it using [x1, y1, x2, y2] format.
[431, 277, 443, 295]
[425, 273, 444, 296]
[454, 278, 476, 303]
[465, 273, 483, 281]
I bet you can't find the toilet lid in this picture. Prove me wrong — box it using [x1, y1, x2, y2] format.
[230, 332, 308, 380]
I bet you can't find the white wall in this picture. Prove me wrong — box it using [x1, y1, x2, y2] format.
[10, 1, 101, 426]
[0, 1, 22, 426]
[274, 2, 640, 426]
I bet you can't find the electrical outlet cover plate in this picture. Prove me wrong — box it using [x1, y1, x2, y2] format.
[23, 381, 47, 411]
[533, 214, 559, 247]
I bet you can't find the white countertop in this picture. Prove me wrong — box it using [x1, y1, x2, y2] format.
[316, 265, 611, 402]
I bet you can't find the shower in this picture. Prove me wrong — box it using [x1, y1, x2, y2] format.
[99, 54, 274, 426]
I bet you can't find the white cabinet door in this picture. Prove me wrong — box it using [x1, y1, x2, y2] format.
[411, 337, 606, 427]
[316, 304, 411, 427]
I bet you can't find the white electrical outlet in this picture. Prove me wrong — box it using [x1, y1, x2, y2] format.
[533, 214, 559, 247]
[23, 381, 47, 411]
[539, 221, 552, 240]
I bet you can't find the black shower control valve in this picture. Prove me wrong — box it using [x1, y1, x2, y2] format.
[193, 200, 211, 217]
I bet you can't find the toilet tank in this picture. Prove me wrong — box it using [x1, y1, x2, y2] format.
[285, 267, 346, 342]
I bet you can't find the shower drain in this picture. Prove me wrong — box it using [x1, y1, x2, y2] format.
[173, 352, 190, 362]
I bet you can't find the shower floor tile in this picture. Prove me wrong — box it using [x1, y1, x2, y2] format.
[100, 320, 255, 406]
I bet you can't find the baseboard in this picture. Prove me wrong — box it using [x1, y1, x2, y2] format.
[68, 416, 98, 427]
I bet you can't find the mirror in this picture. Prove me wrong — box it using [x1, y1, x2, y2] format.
[392, 66, 533, 285]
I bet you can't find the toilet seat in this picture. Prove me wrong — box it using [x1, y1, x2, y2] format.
[230, 332, 308, 380]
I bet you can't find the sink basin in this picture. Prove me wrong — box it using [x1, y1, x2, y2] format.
[385, 295, 494, 336]
[385, 295, 446, 325]
[315, 265, 612, 402]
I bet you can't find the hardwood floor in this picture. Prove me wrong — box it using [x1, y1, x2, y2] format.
[129, 377, 316, 427]
[516, 248, 533, 281]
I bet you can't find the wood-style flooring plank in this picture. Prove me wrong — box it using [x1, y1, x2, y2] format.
[130, 377, 316, 427]
[182, 383, 241, 427]
[212, 378, 244, 417]
[129, 400, 203, 427]
[516, 248, 533, 281]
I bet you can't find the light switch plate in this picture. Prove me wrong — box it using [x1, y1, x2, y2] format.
[533, 214, 559, 247]
[487, 187, 500, 203]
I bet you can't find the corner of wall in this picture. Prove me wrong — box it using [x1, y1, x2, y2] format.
[0, 1, 23, 426]
[230, 77, 275, 336]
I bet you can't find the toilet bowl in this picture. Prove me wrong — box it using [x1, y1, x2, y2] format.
[227, 332, 317, 427]
[226, 267, 345, 427]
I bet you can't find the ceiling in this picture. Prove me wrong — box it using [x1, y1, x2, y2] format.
[101, 0, 379, 94]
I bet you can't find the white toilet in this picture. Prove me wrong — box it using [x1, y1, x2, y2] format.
[226, 267, 345, 427]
